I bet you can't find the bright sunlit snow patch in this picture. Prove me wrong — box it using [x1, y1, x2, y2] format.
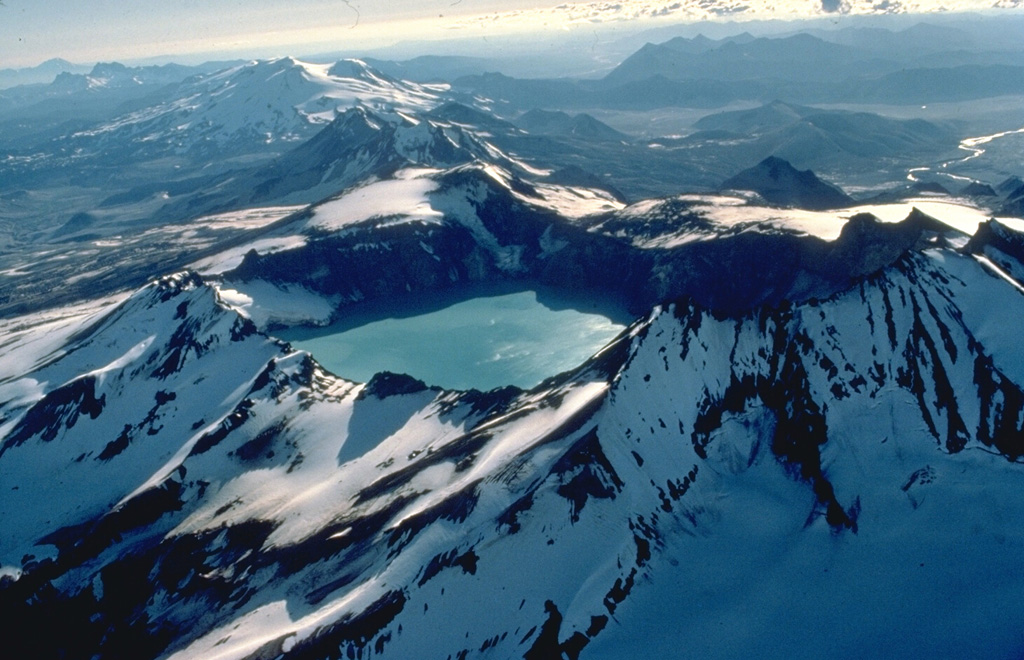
[523, 182, 625, 219]
[0, 292, 130, 385]
[306, 171, 442, 232]
[974, 255, 1024, 295]
[217, 281, 337, 329]
[192, 234, 308, 275]
[288, 58, 439, 116]
[163, 599, 297, 660]
[1000, 217, 1024, 233]
[83, 336, 156, 387]
[190, 206, 305, 232]
[0, 565, 22, 581]
[166, 574, 392, 660]
[843, 198, 1007, 236]
[615, 194, 1005, 248]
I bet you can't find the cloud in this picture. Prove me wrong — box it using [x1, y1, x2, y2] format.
[446, 0, 1024, 30]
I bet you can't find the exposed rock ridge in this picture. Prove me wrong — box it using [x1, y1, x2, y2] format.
[3, 239, 1024, 658]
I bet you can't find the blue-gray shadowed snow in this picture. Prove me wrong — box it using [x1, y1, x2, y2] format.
[4, 210, 1024, 659]
[3, 14, 1024, 660]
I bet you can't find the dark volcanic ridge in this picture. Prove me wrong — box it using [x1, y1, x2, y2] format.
[3, 209, 1024, 659]
[720, 156, 854, 210]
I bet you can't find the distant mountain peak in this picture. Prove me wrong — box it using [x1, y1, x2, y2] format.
[89, 61, 129, 75]
[960, 181, 997, 197]
[997, 175, 1023, 195]
[34, 57, 78, 69]
[327, 58, 396, 84]
[720, 156, 853, 210]
[758, 155, 794, 170]
[514, 109, 626, 142]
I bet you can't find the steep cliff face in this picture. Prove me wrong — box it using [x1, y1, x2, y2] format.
[2, 213, 1024, 658]
[966, 218, 1024, 283]
[223, 164, 638, 315]
[221, 162, 960, 322]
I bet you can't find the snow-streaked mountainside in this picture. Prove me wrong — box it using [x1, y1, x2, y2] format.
[3, 44, 1024, 658]
[68, 58, 442, 159]
[165, 107, 538, 219]
[3, 176, 1024, 658]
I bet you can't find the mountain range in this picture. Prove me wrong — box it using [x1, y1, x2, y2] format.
[4, 181, 1024, 657]
[2, 17, 1024, 658]
[449, 24, 1024, 111]
[0, 58, 90, 89]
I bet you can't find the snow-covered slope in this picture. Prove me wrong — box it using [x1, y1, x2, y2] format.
[69, 58, 443, 159]
[214, 164, 985, 327]
[170, 107, 530, 216]
[3, 204, 1024, 659]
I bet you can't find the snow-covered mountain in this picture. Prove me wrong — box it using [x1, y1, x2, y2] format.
[3, 175, 1024, 658]
[163, 106, 529, 219]
[0, 61, 235, 154]
[67, 58, 443, 160]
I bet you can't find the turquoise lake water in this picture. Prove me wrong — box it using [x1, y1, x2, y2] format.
[276, 285, 632, 391]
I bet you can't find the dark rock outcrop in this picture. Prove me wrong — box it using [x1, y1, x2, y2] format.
[514, 109, 627, 142]
[961, 181, 997, 197]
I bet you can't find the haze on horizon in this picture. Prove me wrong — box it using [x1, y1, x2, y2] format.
[2, 0, 1022, 69]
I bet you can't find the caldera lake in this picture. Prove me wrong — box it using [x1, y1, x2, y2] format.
[275, 284, 634, 391]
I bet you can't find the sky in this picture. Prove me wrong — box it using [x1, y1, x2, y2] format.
[1, 0, 544, 67]
[1, 0, 1022, 69]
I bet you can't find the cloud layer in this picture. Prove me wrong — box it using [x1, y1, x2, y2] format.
[448, 0, 1024, 30]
